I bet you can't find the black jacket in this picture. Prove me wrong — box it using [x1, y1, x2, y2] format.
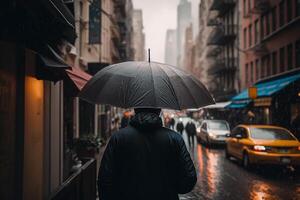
[176, 122, 184, 132]
[98, 112, 197, 200]
[185, 122, 196, 136]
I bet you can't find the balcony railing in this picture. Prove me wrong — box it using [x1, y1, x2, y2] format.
[208, 57, 238, 75]
[207, 11, 220, 26]
[207, 25, 238, 46]
[210, 0, 236, 15]
[206, 46, 222, 57]
[50, 158, 97, 200]
[251, 0, 271, 13]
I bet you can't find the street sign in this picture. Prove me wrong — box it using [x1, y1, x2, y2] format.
[248, 87, 257, 99]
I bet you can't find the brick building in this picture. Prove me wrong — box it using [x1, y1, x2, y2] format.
[241, 0, 300, 88]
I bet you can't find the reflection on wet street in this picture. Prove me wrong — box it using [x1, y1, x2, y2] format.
[178, 132, 300, 200]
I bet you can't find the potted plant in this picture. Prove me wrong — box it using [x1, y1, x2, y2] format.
[74, 134, 101, 158]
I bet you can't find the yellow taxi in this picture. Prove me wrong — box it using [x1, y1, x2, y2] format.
[225, 125, 300, 168]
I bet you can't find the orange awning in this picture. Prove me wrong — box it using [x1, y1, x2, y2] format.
[65, 67, 92, 91]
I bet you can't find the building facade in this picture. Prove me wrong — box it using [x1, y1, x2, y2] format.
[132, 9, 146, 61]
[241, 0, 300, 88]
[177, 0, 192, 67]
[183, 24, 195, 73]
[206, 0, 240, 102]
[165, 29, 177, 66]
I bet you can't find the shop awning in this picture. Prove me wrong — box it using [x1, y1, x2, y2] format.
[204, 101, 231, 109]
[65, 67, 92, 91]
[226, 100, 251, 109]
[232, 73, 300, 101]
[36, 45, 71, 82]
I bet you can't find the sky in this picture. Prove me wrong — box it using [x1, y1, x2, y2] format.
[132, 0, 199, 63]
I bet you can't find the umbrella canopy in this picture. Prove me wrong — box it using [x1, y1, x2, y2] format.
[79, 61, 215, 110]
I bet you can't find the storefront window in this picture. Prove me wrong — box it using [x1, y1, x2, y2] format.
[296, 40, 300, 68]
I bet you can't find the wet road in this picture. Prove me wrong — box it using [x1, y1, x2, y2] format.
[178, 131, 300, 200]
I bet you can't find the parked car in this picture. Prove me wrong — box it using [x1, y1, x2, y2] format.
[225, 125, 300, 169]
[197, 120, 230, 146]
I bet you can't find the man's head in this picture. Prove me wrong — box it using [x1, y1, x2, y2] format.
[134, 107, 162, 115]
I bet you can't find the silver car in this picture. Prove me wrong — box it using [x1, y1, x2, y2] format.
[197, 120, 230, 146]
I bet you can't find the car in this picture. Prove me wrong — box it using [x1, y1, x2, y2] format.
[225, 125, 300, 168]
[197, 120, 230, 146]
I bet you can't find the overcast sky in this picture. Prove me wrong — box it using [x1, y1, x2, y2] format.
[132, 0, 199, 63]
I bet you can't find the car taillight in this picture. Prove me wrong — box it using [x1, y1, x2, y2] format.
[253, 145, 266, 151]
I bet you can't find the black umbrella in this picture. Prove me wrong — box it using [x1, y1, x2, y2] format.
[79, 61, 215, 110]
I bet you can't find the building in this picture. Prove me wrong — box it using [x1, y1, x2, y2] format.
[240, 0, 300, 88]
[0, 0, 136, 199]
[132, 9, 145, 61]
[183, 24, 195, 72]
[206, 0, 240, 102]
[226, 0, 300, 130]
[114, 0, 134, 62]
[177, 0, 192, 67]
[0, 0, 98, 200]
[164, 29, 177, 66]
[193, 0, 213, 87]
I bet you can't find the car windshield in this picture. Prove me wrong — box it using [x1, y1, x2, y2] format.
[207, 121, 229, 130]
[250, 128, 296, 140]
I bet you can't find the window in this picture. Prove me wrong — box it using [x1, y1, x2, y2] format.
[272, 51, 278, 74]
[261, 57, 266, 78]
[248, 0, 252, 14]
[260, 16, 265, 39]
[280, 47, 285, 72]
[256, 59, 260, 80]
[249, 24, 252, 47]
[287, 0, 292, 21]
[279, 1, 285, 27]
[250, 128, 296, 140]
[296, 40, 300, 68]
[244, 28, 247, 48]
[266, 55, 271, 76]
[287, 44, 293, 70]
[250, 62, 254, 83]
[254, 20, 259, 44]
[266, 13, 270, 35]
[245, 63, 249, 83]
[244, 0, 247, 16]
[297, 0, 300, 16]
[272, 7, 277, 32]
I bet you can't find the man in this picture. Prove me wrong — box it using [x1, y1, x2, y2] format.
[176, 119, 184, 135]
[169, 117, 175, 130]
[185, 120, 196, 147]
[98, 108, 197, 200]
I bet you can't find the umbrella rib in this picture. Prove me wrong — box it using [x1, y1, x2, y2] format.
[158, 64, 181, 109]
[189, 75, 215, 106]
[168, 67, 199, 109]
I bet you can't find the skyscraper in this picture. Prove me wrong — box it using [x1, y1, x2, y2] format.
[177, 0, 192, 67]
[132, 9, 145, 61]
[165, 29, 177, 66]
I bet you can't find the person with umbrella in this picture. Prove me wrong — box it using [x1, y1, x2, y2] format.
[185, 120, 197, 147]
[80, 60, 214, 200]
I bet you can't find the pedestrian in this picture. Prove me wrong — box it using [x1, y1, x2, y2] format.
[120, 111, 131, 128]
[176, 119, 184, 135]
[170, 117, 175, 130]
[98, 108, 197, 200]
[185, 120, 196, 147]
